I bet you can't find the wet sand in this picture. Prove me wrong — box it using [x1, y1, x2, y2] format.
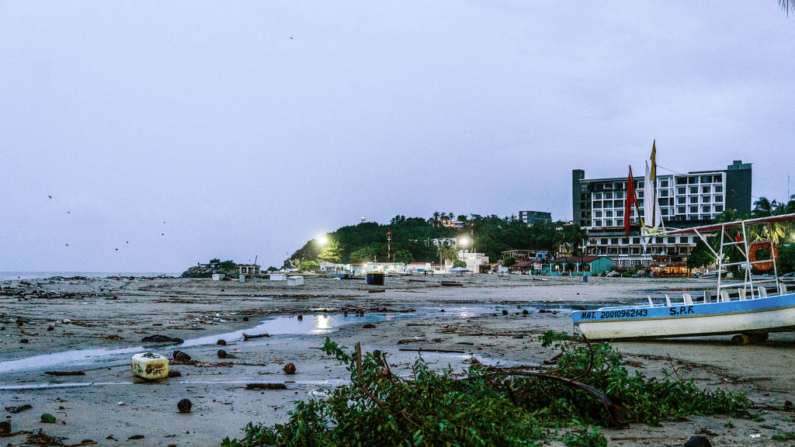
[1, 275, 794, 446]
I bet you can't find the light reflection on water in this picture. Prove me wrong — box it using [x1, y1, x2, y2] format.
[0, 304, 561, 375]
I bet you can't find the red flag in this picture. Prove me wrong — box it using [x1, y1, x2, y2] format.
[625, 166, 637, 238]
[735, 231, 743, 243]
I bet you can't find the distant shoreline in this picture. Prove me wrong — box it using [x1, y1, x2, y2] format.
[0, 271, 180, 281]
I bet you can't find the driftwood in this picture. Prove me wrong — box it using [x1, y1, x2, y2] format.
[45, 371, 85, 376]
[399, 348, 466, 354]
[440, 281, 463, 287]
[368, 289, 386, 294]
[243, 332, 270, 341]
[245, 383, 287, 390]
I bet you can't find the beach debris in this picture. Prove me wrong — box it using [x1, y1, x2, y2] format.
[117, 402, 125, 406]
[283, 363, 296, 374]
[362, 323, 376, 329]
[41, 413, 56, 423]
[242, 317, 249, 321]
[368, 289, 385, 293]
[246, 383, 287, 390]
[27, 429, 59, 445]
[440, 281, 463, 287]
[297, 314, 303, 320]
[141, 335, 184, 344]
[168, 370, 182, 378]
[217, 350, 236, 359]
[523, 309, 529, 315]
[399, 348, 465, 354]
[47, 325, 54, 331]
[131, 352, 169, 380]
[5, 404, 32, 413]
[20, 339, 29, 344]
[172, 350, 192, 362]
[105, 334, 123, 341]
[684, 436, 712, 447]
[243, 332, 269, 341]
[502, 310, 508, 316]
[0, 421, 10, 434]
[216, 339, 227, 346]
[177, 399, 192, 413]
[128, 434, 145, 440]
[45, 371, 85, 376]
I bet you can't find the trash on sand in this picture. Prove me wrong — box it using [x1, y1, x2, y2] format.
[41, 413, 56, 423]
[245, 383, 287, 390]
[131, 352, 169, 380]
[168, 370, 182, 378]
[283, 363, 296, 374]
[0, 421, 10, 435]
[177, 399, 192, 413]
[217, 350, 236, 359]
[216, 339, 227, 346]
[362, 323, 376, 329]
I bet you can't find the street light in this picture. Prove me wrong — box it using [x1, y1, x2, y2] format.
[459, 236, 470, 253]
[317, 235, 328, 246]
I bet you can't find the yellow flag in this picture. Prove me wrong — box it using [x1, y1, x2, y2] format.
[649, 140, 657, 181]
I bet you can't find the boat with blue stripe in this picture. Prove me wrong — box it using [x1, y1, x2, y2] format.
[573, 213, 795, 341]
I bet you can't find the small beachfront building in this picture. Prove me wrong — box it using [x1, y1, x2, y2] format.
[237, 264, 261, 275]
[546, 256, 612, 277]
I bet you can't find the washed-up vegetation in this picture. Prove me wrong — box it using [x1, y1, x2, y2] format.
[222, 332, 748, 447]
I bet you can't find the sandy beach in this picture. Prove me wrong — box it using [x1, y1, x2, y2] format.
[1, 274, 794, 446]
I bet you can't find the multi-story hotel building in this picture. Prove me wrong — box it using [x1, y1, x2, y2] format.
[571, 160, 752, 270]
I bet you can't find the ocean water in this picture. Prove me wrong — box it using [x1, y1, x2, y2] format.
[0, 272, 180, 281]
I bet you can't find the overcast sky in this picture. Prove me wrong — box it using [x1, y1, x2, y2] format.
[1, 1, 793, 272]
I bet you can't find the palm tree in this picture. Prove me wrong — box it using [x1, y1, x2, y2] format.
[752, 197, 774, 217]
[432, 212, 441, 227]
[782, 0, 795, 15]
[436, 244, 458, 270]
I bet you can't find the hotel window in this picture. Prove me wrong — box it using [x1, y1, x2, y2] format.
[594, 220, 603, 226]
[632, 237, 640, 244]
[713, 174, 722, 182]
[661, 179, 669, 187]
[615, 199, 624, 207]
[603, 200, 613, 208]
[638, 181, 644, 188]
[594, 192, 602, 199]
[702, 186, 711, 193]
[621, 238, 628, 244]
[616, 191, 624, 198]
[611, 238, 619, 244]
[678, 187, 686, 194]
[616, 219, 623, 227]
[715, 195, 723, 202]
[677, 177, 687, 185]
[690, 205, 698, 213]
[593, 201, 602, 208]
[617, 210, 624, 217]
[702, 195, 710, 202]
[689, 177, 698, 184]
[678, 197, 686, 204]
[690, 196, 698, 204]
[661, 208, 669, 216]
[690, 186, 698, 194]
[601, 238, 608, 245]
[688, 215, 698, 221]
[677, 206, 686, 214]
[595, 211, 602, 217]
[715, 185, 723, 193]
[606, 210, 613, 217]
[701, 175, 711, 183]
[604, 219, 613, 226]
[638, 191, 644, 198]
[660, 189, 669, 197]
[605, 192, 613, 199]
[715, 205, 724, 213]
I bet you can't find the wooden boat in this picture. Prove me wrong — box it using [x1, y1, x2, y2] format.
[573, 213, 795, 341]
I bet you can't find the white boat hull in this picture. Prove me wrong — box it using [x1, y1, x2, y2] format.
[573, 293, 795, 341]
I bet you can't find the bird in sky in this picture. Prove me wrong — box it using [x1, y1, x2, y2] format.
[48, 195, 52, 199]
[65, 244, 69, 247]
[115, 248, 119, 251]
